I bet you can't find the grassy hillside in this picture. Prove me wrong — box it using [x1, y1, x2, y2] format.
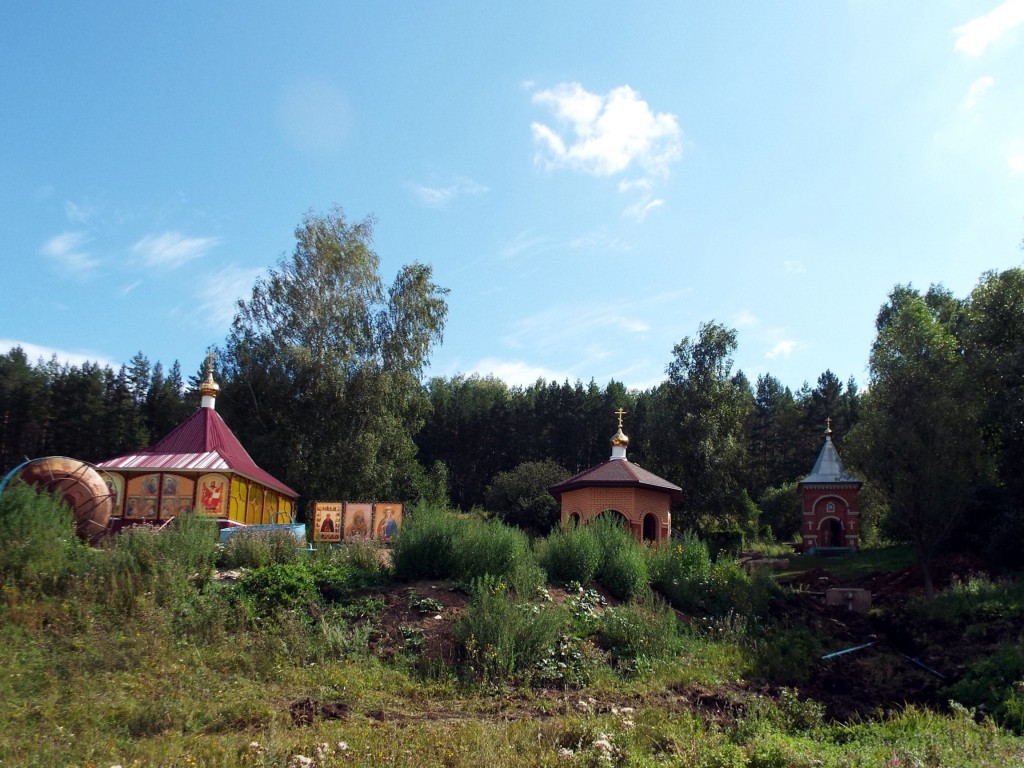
[1, 489, 1022, 767]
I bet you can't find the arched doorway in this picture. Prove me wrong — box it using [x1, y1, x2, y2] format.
[568, 511, 581, 528]
[822, 518, 843, 547]
[642, 513, 658, 542]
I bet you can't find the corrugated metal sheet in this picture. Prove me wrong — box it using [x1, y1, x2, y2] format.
[98, 406, 297, 498]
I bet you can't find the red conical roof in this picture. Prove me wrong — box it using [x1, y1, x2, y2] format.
[98, 407, 297, 498]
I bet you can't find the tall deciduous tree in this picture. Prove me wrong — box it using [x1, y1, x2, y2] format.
[222, 207, 448, 503]
[646, 321, 753, 533]
[852, 285, 982, 597]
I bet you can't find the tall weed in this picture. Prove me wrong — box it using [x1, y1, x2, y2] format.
[391, 503, 463, 580]
[537, 524, 602, 585]
[219, 527, 301, 568]
[456, 574, 563, 683]
[0, 483, 89, 594]
[454, 518, 532, 582]
[590, 515, 649, 601]
[595, 598, 681, 665]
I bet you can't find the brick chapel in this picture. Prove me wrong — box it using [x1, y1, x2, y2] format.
[548, 410, 682, 544]
[797, 420, 861, 552]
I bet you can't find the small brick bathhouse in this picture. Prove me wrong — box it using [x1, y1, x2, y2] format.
[549, 411, 682, 544]
[798, 421, 861, 552]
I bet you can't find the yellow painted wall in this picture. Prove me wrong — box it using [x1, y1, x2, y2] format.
[229, 478, 248, 523]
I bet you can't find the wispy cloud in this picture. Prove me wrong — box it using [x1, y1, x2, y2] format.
[131, 232, 220, 269]
[531, 83, 682, 177]
[765, 340, 798, 360]
[41, 231, 98, 274]
[569, 230, 631, 252]
[1009, 153, 1024, 172]
[0, 338, 116, 369]
[733, 310, 759, 329]
[407, 176, 489, 207]
[622, 196, 664, 222]
[783, 259, 807, 274]
[194, 264, 264, 331]
[954, 0, 1024, 56]
[465, 358, 572, 387]
[503, 295, 679, 355]
[64, 200, 95, 223]
[961, 76, 995, 110]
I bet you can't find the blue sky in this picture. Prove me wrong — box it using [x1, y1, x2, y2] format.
[2, 2, 1023, 392]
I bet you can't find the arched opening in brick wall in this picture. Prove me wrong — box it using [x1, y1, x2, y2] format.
[820, 517, 843, 547]
[642, 513, 658, 542]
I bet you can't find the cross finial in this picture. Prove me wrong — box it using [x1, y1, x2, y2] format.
[615, 408, 626, 429]
[825, 416, 832, 436]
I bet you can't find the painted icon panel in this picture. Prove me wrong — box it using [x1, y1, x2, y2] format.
[344, 502, 372, 541]
[313, 501, 342, 543]
[373, 502, 402, 542]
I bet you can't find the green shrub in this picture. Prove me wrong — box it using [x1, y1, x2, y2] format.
[391, 502, 463, 580]
[599, 539, 649, 601]
[0, 483, 89, 593]
[949, 642, 1024, 734]
[454, 517, 532, 582]
[753, 627, 822, 685]
[455, 574, 563, 683]
[589, 515, 651, 601]
[537, 524, 602, 585]
[219, 526, 302, 568]
[705, 529, 745, 560]
[651, 533, 777, 617]
[236, 562, 319, 617]
[595, 600, 680, 664]
[88, 513, 221, 616]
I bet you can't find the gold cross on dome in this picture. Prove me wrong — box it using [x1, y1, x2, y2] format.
[615, 408, 626, 429]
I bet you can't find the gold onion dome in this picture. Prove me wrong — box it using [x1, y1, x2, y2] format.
[611, 407, 629, 446]
[199, 352, 220, 399]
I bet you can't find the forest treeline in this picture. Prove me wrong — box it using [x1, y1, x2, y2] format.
[2, 209, 1022, 583]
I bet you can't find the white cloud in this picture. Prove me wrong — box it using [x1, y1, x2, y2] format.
[194, 264, 265, 331]
[954, 0, 1024, 56]
[961, 76, 995, 110]
[765, 340, 797, 360]
[466, 358, 571, 388]
[1009, 153, 1024, 172]
[41, 231, 98, 274]
[733, 310, 759, 329]
[622, 196, 664, 222]
[407, 176, 489, 207]
[531, 83, 682, 178]
[0, 338, 116, 369]
[783, 259, 807, 274]
[64, 200, 95, 223]
[496, 231, 553, 263]
[131, 232, 219, 269]
[503, 301, 655, 354]
[569, 230, 631, 252]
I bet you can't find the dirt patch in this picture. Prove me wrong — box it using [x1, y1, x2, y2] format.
[289, 698, 351, 726]
[366, 581, 469, 664]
